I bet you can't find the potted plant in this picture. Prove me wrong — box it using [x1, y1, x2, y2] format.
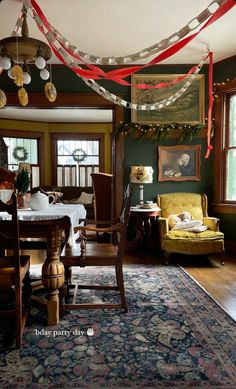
[15, 168, 30, 208]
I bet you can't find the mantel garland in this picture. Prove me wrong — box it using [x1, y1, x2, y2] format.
[117, 122, 214, 142]
[12, 146, 29, 161]
[72, 148, 87, 163]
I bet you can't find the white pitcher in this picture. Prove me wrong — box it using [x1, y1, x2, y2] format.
[29, 191, 55, 211]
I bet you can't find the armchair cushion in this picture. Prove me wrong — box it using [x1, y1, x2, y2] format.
[172, 220, 203, 230]
[166, 229, 224, 240]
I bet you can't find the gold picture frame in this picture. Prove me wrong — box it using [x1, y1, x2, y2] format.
[157, 145, 201, 182]
[131, 74, 205, 124]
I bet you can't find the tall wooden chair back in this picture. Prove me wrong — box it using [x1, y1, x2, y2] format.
[91, 172, 114, 228]
[60, 184, 132, 313]
[0, 193, 31, 348]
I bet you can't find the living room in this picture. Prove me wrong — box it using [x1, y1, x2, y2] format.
[0, 1, 235, 388]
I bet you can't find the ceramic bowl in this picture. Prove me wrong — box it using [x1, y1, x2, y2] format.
[0, 189, 13, 203]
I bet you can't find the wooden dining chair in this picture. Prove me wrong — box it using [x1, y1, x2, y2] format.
[91, 172, 114, 227]
[0, 193, 31, 348]
[60, 184, 132, 314]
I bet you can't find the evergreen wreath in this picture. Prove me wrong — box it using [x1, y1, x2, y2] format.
[72, 148, 87, 163]
[12, 146, 29, 161]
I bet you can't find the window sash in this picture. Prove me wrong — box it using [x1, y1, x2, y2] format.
[214, 80, 236, 211]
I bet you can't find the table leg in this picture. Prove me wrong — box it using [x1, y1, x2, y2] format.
[42, 225, 65, 325]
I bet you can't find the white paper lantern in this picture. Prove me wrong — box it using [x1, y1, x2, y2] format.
[35, 56, 46, 70]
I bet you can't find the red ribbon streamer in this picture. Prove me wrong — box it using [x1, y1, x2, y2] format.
[30, 0, 235, 87]
[205, 51, 213, 158]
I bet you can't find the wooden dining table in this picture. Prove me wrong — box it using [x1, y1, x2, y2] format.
[0, 203, 86, 326]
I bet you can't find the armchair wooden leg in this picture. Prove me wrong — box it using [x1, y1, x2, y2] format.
[220, 253, 225, 266]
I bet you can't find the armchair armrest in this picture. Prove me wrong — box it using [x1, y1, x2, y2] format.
[157, 217, 169, 234]
[157, 217, 169, 250]
[203, 216, 220, 231]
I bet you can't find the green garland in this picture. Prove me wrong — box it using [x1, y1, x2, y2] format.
[117, 122, 214, 142]
[72, 148, 87, 163]
[12, 146, 29, 161]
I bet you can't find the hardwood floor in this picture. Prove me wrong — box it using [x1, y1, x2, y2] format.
[124, 253, 236, 322]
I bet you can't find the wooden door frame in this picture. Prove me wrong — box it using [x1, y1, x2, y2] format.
[4, 93, 124, 215]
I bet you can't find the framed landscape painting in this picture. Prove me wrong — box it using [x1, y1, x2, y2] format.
[157, 144, 201, 182]
[131, 74, 205, 124]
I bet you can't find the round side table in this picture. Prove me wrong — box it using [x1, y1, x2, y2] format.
[129, 206, 161, 257]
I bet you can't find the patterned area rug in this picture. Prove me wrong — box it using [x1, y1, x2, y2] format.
[0, 265, 235, 389]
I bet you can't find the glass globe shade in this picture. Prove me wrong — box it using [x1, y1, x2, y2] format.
[7, 68, 14, 79]
[23, 72, 31, 84]
[0, 56, 11, 70]
[40, 68, 50, 80]
[35, 56, 46, 70]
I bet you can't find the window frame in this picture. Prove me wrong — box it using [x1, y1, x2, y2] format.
[0, 128, 44, 184]
[50, 132, 105, 186]
[213, 79, 236, 214]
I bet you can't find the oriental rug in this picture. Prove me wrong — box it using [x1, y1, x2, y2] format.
[0, 265, 235, 389]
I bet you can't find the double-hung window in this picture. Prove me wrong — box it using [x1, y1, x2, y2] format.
[214, 79, 236, 213]
[51, 133, 105, 187]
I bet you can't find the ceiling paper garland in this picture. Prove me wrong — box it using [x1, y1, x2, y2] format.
[30, 0, 225, 66]
[26, 0, 235, 85]
[4, 0, 235, 158]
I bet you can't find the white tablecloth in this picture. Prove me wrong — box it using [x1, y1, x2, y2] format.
[0, 203, 86, 247]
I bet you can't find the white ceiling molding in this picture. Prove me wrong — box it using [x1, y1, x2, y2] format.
[0, 108, 113, 123]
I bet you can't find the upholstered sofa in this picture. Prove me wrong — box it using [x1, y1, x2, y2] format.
[31, 185, 94, 219]
[156, 192, 225, 264]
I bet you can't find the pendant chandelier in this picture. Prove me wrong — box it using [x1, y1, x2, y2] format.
[0, 4, 57, 107]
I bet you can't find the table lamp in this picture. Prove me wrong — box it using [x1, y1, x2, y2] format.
[130, 166, 153, 204]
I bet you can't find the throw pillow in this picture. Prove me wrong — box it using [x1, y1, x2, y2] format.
[172, 220, 203, 230]
[186, 225, 208, 232]
[168, 214, 182, 229]
[78, 191, 94, 204]
[63, 192, 94, 205]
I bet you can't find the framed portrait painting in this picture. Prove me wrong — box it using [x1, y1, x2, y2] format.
[157, 145, 201, 182]
[131, 74, 205, 124]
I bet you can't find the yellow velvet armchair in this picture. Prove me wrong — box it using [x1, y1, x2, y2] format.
[156, 193, 225, 264]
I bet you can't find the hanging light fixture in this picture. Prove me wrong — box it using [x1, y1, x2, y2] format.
[0, 4, 57, 107]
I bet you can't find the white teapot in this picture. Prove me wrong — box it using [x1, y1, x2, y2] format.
[29, 191, 55, 211]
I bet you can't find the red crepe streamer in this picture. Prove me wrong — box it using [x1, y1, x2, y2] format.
[29, 0, 235, 87]
[205, 51, 214, 158]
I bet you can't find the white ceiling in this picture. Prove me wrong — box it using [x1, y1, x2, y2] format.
[1, 0, 235, 65]
[0, 0, 235, 122]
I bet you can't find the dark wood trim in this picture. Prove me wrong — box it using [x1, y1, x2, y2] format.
[213, 203, 236, 214]
[5, 93, 118, 109]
